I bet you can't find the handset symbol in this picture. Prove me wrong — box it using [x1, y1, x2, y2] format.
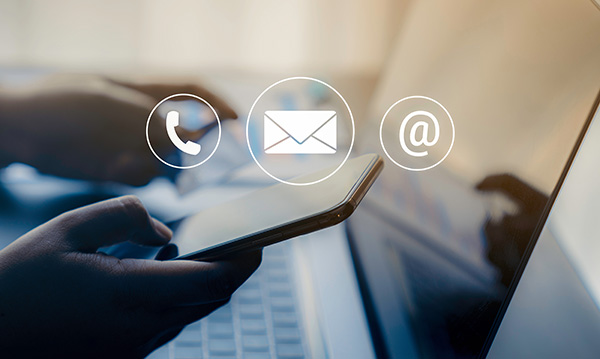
[166, 110, 201, 155]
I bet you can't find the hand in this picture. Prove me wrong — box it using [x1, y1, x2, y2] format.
[0, 75, 237, 186]
[0, 195, 261, 358]
[476, 174, 548, 286]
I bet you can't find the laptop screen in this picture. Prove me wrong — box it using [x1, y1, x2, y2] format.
[348, 0, 600, 358]
[486, 90, 600, 358]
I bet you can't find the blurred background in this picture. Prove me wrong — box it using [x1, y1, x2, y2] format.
[0, 0, 406, 147]
[0, 0, 400, 74]
[1, 0, 598, 190]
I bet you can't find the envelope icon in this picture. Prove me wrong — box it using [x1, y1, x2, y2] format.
[264, 110, 337, 154]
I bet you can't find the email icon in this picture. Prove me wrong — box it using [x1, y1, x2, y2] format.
[264, 110, 337, 154]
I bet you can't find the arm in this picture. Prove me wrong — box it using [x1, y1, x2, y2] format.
[0, 75, 237, 185]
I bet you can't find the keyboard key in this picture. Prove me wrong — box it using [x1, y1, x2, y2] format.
[269, 282, 291, 291]
[266, 254, 286, 262]
[208, 322, 234, 339]
[242, 335, 270, 352]
[209, 305, 233, 322]
[241, 278, 261, 289]
[208, 338, 236, 356]
[276, 343, 304, 359]
[244, 352, 271, 359]
[271, 297, 295, 312]
[238, 289, 262, 304]
[265, 245, 284, 255]
[274, 327, 301, 344]
[272, 312, 297, 328]
[270, 292, 293, 299]
[267, 271, 289, 283]
[266, 260, 287, 271]
[187, 322, 202, 331]
[174, 344, 202, 359]
[147, 344, 168, 359]
[240, 304, 264, 319]
[177, 329, 202, 343]
[241, 319, 267, 334]
[269, 283, 292, 297]
[264, 255, 285, 264]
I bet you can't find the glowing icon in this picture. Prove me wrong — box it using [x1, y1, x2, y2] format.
[166, 110, 201, 155]
[263, 110, 337, 154]
[399, 110, 439, 157]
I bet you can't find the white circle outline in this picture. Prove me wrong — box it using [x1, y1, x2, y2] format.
[379, 96, 455, 172]
[146, 93, 221, 170]
[246, 77, 355, 186]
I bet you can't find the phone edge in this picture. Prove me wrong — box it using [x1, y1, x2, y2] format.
[175, 155, 384, 261]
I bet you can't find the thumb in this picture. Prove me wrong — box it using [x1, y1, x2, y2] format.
[54, 195, 172, 252]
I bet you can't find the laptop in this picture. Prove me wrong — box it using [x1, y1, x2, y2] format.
[344, 0, 600, 358]
[147, 0, 600, 358]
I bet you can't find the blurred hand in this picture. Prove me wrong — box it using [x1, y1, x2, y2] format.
[476, 174, 548, 287]
[0, 195, 261, 358]
[0, 74, 237, 186]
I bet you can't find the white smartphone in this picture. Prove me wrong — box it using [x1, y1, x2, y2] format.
[170, 154, 383, 260]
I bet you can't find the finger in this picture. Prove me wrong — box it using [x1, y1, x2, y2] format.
[110, 80, 238, 119]
[56, 195, 172, 251]
[160, 299, 229, 329]
[117, 250, 262, 306]
[155, 243, 179, 261]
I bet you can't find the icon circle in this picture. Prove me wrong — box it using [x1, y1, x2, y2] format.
[379, 96, 455, 171]
[146, 93, 221, 170]
[246, 77, 355, 186]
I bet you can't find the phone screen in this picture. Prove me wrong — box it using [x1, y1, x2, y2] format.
[172, 154, 378, 258]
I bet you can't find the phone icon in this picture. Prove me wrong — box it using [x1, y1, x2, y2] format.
[166, 110, 201, 155]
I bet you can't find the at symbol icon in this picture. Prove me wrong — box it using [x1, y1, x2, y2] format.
[399, 110, 439, 157]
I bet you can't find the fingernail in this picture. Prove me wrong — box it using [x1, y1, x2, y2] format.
[151, 218, 173, 240]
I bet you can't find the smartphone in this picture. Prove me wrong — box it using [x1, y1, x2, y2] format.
[171, 154, 384, 260]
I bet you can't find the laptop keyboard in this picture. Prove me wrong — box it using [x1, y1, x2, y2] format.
[148, 242, 309, 359]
